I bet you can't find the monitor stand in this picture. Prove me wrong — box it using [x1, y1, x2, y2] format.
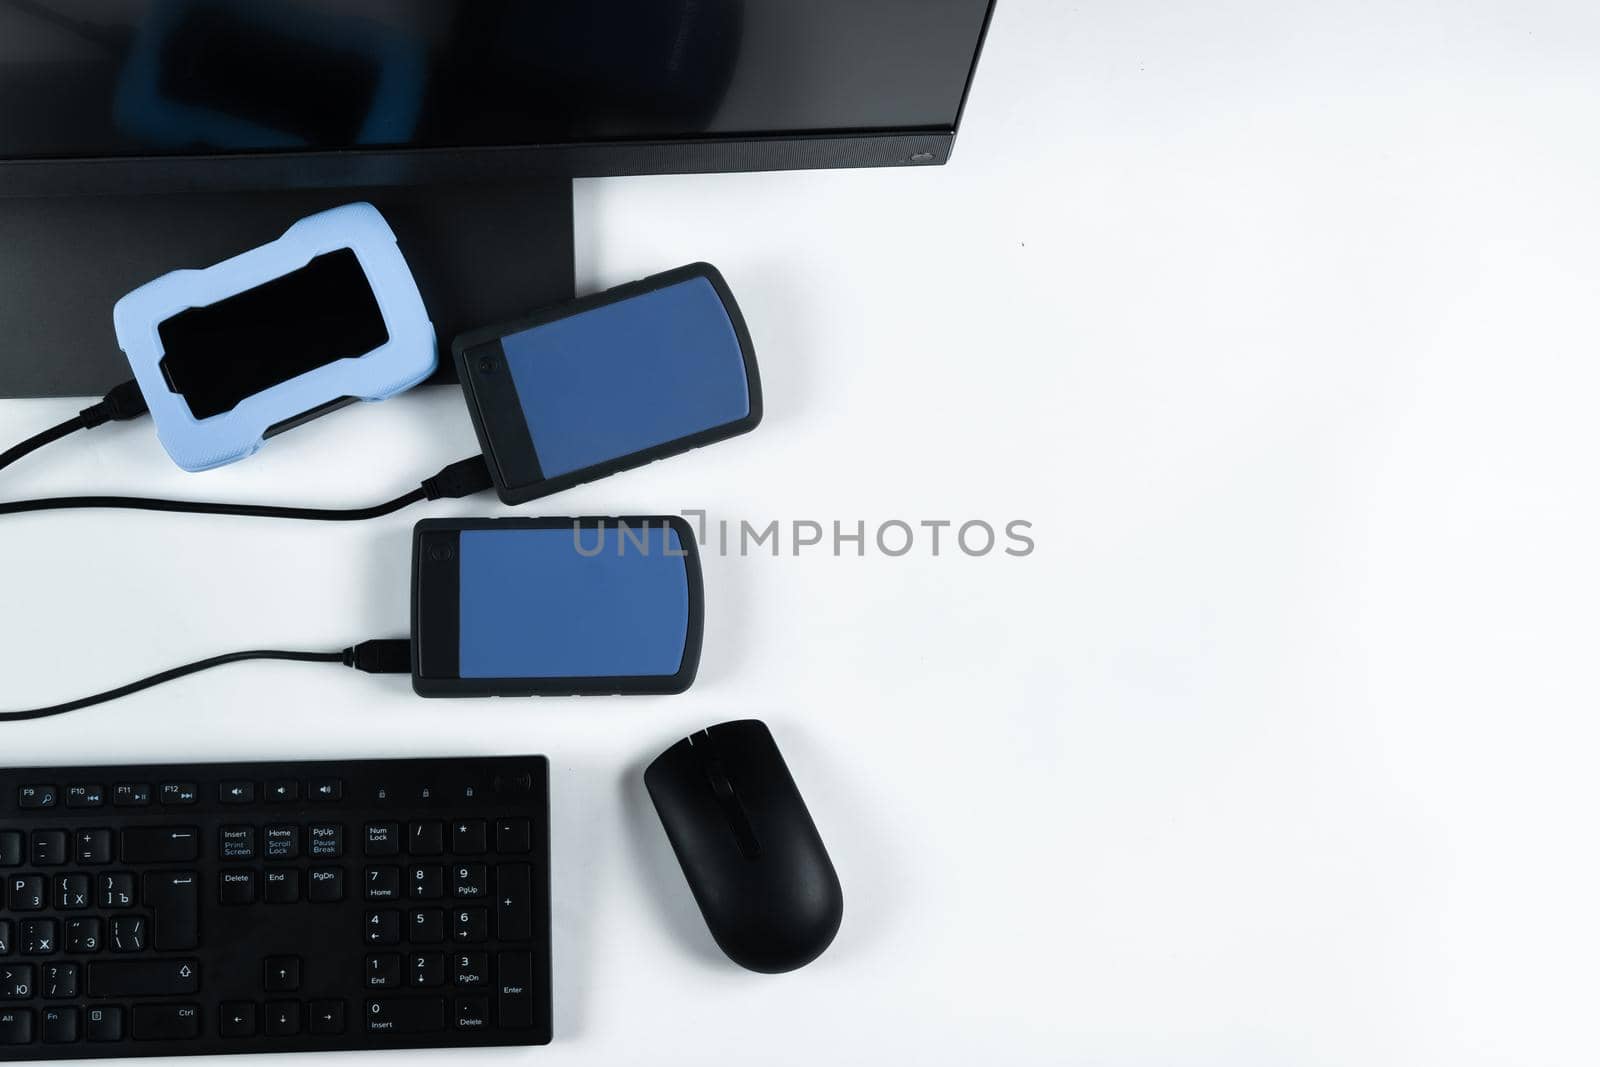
[0, 181, 574, 398]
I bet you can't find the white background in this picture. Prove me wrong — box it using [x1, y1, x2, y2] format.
[5, 1, 1600, 1063]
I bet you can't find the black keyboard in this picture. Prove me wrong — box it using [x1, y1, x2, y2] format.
[0, 756, 551, 1060]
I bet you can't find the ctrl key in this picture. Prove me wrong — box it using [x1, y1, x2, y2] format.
[366, 997, 445, 1034]
[133, 1003, 201, 1041]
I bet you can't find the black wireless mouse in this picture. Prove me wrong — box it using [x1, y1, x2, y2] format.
[644, 719, 843, 973]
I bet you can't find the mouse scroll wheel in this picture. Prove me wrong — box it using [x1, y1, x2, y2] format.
[703, 760, 761, 860]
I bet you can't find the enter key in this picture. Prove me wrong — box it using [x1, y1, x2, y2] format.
[144, 871, 199, 951]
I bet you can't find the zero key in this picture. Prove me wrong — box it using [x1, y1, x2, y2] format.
[366, 997, 444, 1034]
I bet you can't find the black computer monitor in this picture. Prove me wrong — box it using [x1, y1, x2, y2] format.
[0, 0, 995, 396]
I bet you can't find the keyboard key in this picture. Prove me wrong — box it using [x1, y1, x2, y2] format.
[411, 952, 445, 987]
[0, 832, 21, 867]
[266, 779, 299, 803]
[366, 996, 445, 1034]
[0, 1008, 30, 1044]
[451, 820, 487, 854]
[453, 908, 488, 943]
[18, 785, 58, 809]
[220, 871, 256, 905]
[122, 826, 199, 863]
[410, 865, 444, 900]
[0, 921, 11, 955]
[98, 872, 135, 909]
[365, 823, 400, 856]
[144, 871, 199, 950]
[132, 1003, 200, 1041]
[455, 995, 490, 1031]
[309, 999, 346, 1035]
[453, 952, 489, 988]
[66, 784, 105, 808]
[365, 866, 400, 901]
[264, 869, 299, 904]
[220, 826, 257, 860]
[55, 873, 91, 909]
[161, 782, 198, 805]
[496, 818, 532, 854]
[88, 959, 200, 998]
[308, 867, 345, 903]
[42, 962, 78, 999]
[366, 953, 403, 989]
[31, 830, 67, 865]
[497, 951, 534, 1028]
[452, 863, 488, 899]
[411, 909, 444, 944]
[0, 965, 34, 1000]
[109, 915, 147, 952]
[365, 910, 400, 946]
[410, 820, 445, 855]
[76, 828, 114, 864]
[41, 1005, 79, 1044]
[309, 824, 344, 858]
[310, 778, 343, 801]
[112, 783, 151, 807]
[22, 918, 59, 955]
[85, 1005, 123, 1042]
[65, 917, 101, 953]
[264, 956, 300, 992]
[496, 864, 532, 941]
[266, 1001, 301, 1036]
[264, 825, 300, 861]
[9, 874, 45, 911]
[219, 1002, 255, 1037]
[220, 781, 255, 804]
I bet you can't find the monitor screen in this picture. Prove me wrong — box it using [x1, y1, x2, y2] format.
[0, 0, 994, 163]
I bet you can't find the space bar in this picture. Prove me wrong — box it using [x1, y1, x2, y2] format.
[88, 960, 201, 998]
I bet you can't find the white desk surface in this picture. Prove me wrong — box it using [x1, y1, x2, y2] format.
[5, 2, 1600, 1063]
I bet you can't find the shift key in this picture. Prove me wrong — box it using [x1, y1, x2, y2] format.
[144, 872, 199, 950]
[90, 959, 200, 998]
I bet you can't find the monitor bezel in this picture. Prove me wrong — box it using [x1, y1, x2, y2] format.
[0, 1, 995, 199]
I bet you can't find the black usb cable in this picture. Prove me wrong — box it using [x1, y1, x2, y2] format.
[0, 381, 148, 476]
[0, 380, 494, 520]
[0, 639, 412, 722]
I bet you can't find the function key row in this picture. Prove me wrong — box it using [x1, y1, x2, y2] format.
[18, 784, 196, 811]
[221, 779, 342, 805]
[364, 819, 530, 858]
[17, 778, 344, 811]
